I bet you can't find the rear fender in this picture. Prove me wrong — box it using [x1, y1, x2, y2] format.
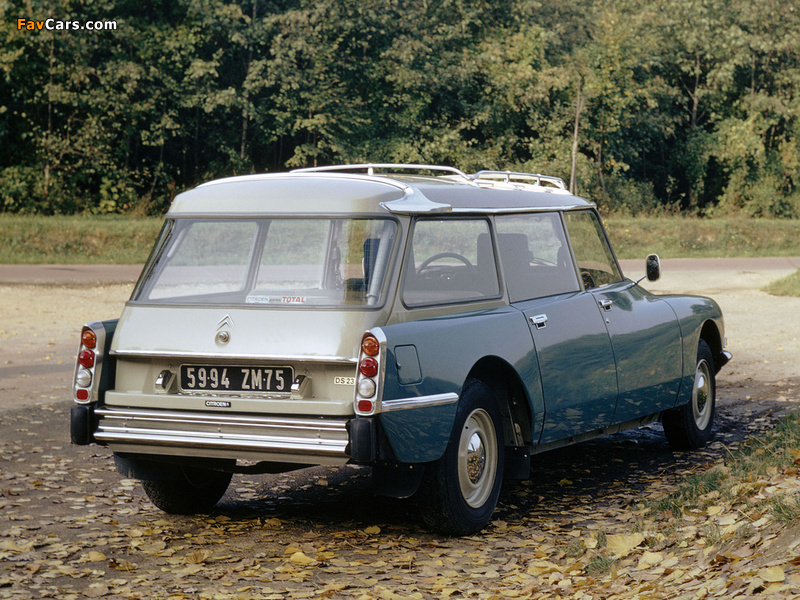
[71, 319, 118, 445]
[374, 306, 540, 463]
[72, 319, 118, 405]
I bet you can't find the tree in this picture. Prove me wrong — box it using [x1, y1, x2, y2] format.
[710, 0, 800, 216]
[1, 0, 799, 216]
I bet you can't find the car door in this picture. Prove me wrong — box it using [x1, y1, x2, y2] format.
[495, 213, 619, 445]
[563, 210, 683, 425]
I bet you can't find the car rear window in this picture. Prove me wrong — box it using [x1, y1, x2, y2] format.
[132, 217, 397, 307]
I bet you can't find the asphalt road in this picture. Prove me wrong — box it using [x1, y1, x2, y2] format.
[0, 263, 145, 286]
[2, 256, 799, 285]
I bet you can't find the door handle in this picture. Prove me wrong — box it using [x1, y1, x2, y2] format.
[530, 314, 548, 329]
[599, 299, 613, 312]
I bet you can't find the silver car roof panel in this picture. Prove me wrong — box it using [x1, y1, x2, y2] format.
[168, 168, 594, 216]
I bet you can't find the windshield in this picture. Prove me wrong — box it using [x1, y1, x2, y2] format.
[133, 217, 398, 307]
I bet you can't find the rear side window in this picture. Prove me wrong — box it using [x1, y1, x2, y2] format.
[495, 213, 580, 302]
[402, 218, 500, 306]
[564, 210, 622, 289]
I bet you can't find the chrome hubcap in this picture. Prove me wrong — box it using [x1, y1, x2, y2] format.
[466, 433, 486, 484]
[457, 409, 497, 508]
[693, 359, 712, 430]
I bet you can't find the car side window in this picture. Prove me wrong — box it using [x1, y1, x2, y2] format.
[402, 218, 500, 306]
[564, 210, 622, 289]
[495, 213, 580, 302]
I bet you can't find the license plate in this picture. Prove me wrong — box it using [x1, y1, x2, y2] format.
[180, 365, 293, 393]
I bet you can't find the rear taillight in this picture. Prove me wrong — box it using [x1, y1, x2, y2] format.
[359, 357, 378, 378]
[73, 323, 107, 404]
[361, 336, 380, 357]
[355, 331, 384, 415]
[78, 349, 95, 368]
[81, 329, 97, 349]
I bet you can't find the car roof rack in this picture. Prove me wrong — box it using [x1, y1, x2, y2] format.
[291, 164, 570, 194]
[470, 170, 568, 191]
[291, 163, 471, 180]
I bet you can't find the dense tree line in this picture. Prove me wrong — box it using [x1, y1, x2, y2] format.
[1, 0, 799, 216]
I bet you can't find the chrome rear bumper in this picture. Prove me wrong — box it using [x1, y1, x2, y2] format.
[93, 407, 350, 465]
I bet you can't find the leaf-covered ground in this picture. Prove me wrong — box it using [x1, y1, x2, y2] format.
[2, 387, 799, 600]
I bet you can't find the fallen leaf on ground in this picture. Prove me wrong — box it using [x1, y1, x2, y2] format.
[758, 566, 785, 583]
[638, 551, 664, 567]
[606, 533, 645, 558]
[289, 551, 315, 566]
[185, 550, 211, 565]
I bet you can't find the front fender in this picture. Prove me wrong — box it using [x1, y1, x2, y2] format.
[660, 294, 726, 405]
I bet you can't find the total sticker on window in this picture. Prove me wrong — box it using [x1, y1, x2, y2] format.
[246, 295, 308, 304]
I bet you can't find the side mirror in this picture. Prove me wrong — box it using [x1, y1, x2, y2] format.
[645, 254, 661, 282]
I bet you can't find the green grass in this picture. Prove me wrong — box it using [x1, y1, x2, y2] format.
[648, 412, 800, 526]
[650, 469, 727, 516]
[604, 217, 800, 260]
[1, 214, 798, 264]
[771, 496, 800, 525]
[763, 270, 800, 297]
[0, 215, 163, 263]
[585, 553, 617, 576]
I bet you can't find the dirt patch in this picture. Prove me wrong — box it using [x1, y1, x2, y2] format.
[641, 264, 800, 389]
[0, 284, 133, 409]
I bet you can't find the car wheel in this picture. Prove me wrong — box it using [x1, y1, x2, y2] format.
[418, 379, 505, 535]
[142, 467, 232, 514]
[663, 339, 715, 450]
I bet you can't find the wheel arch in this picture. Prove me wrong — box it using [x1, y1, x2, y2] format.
[467, 356, 534, 447]
[699, 319, 727, 373]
